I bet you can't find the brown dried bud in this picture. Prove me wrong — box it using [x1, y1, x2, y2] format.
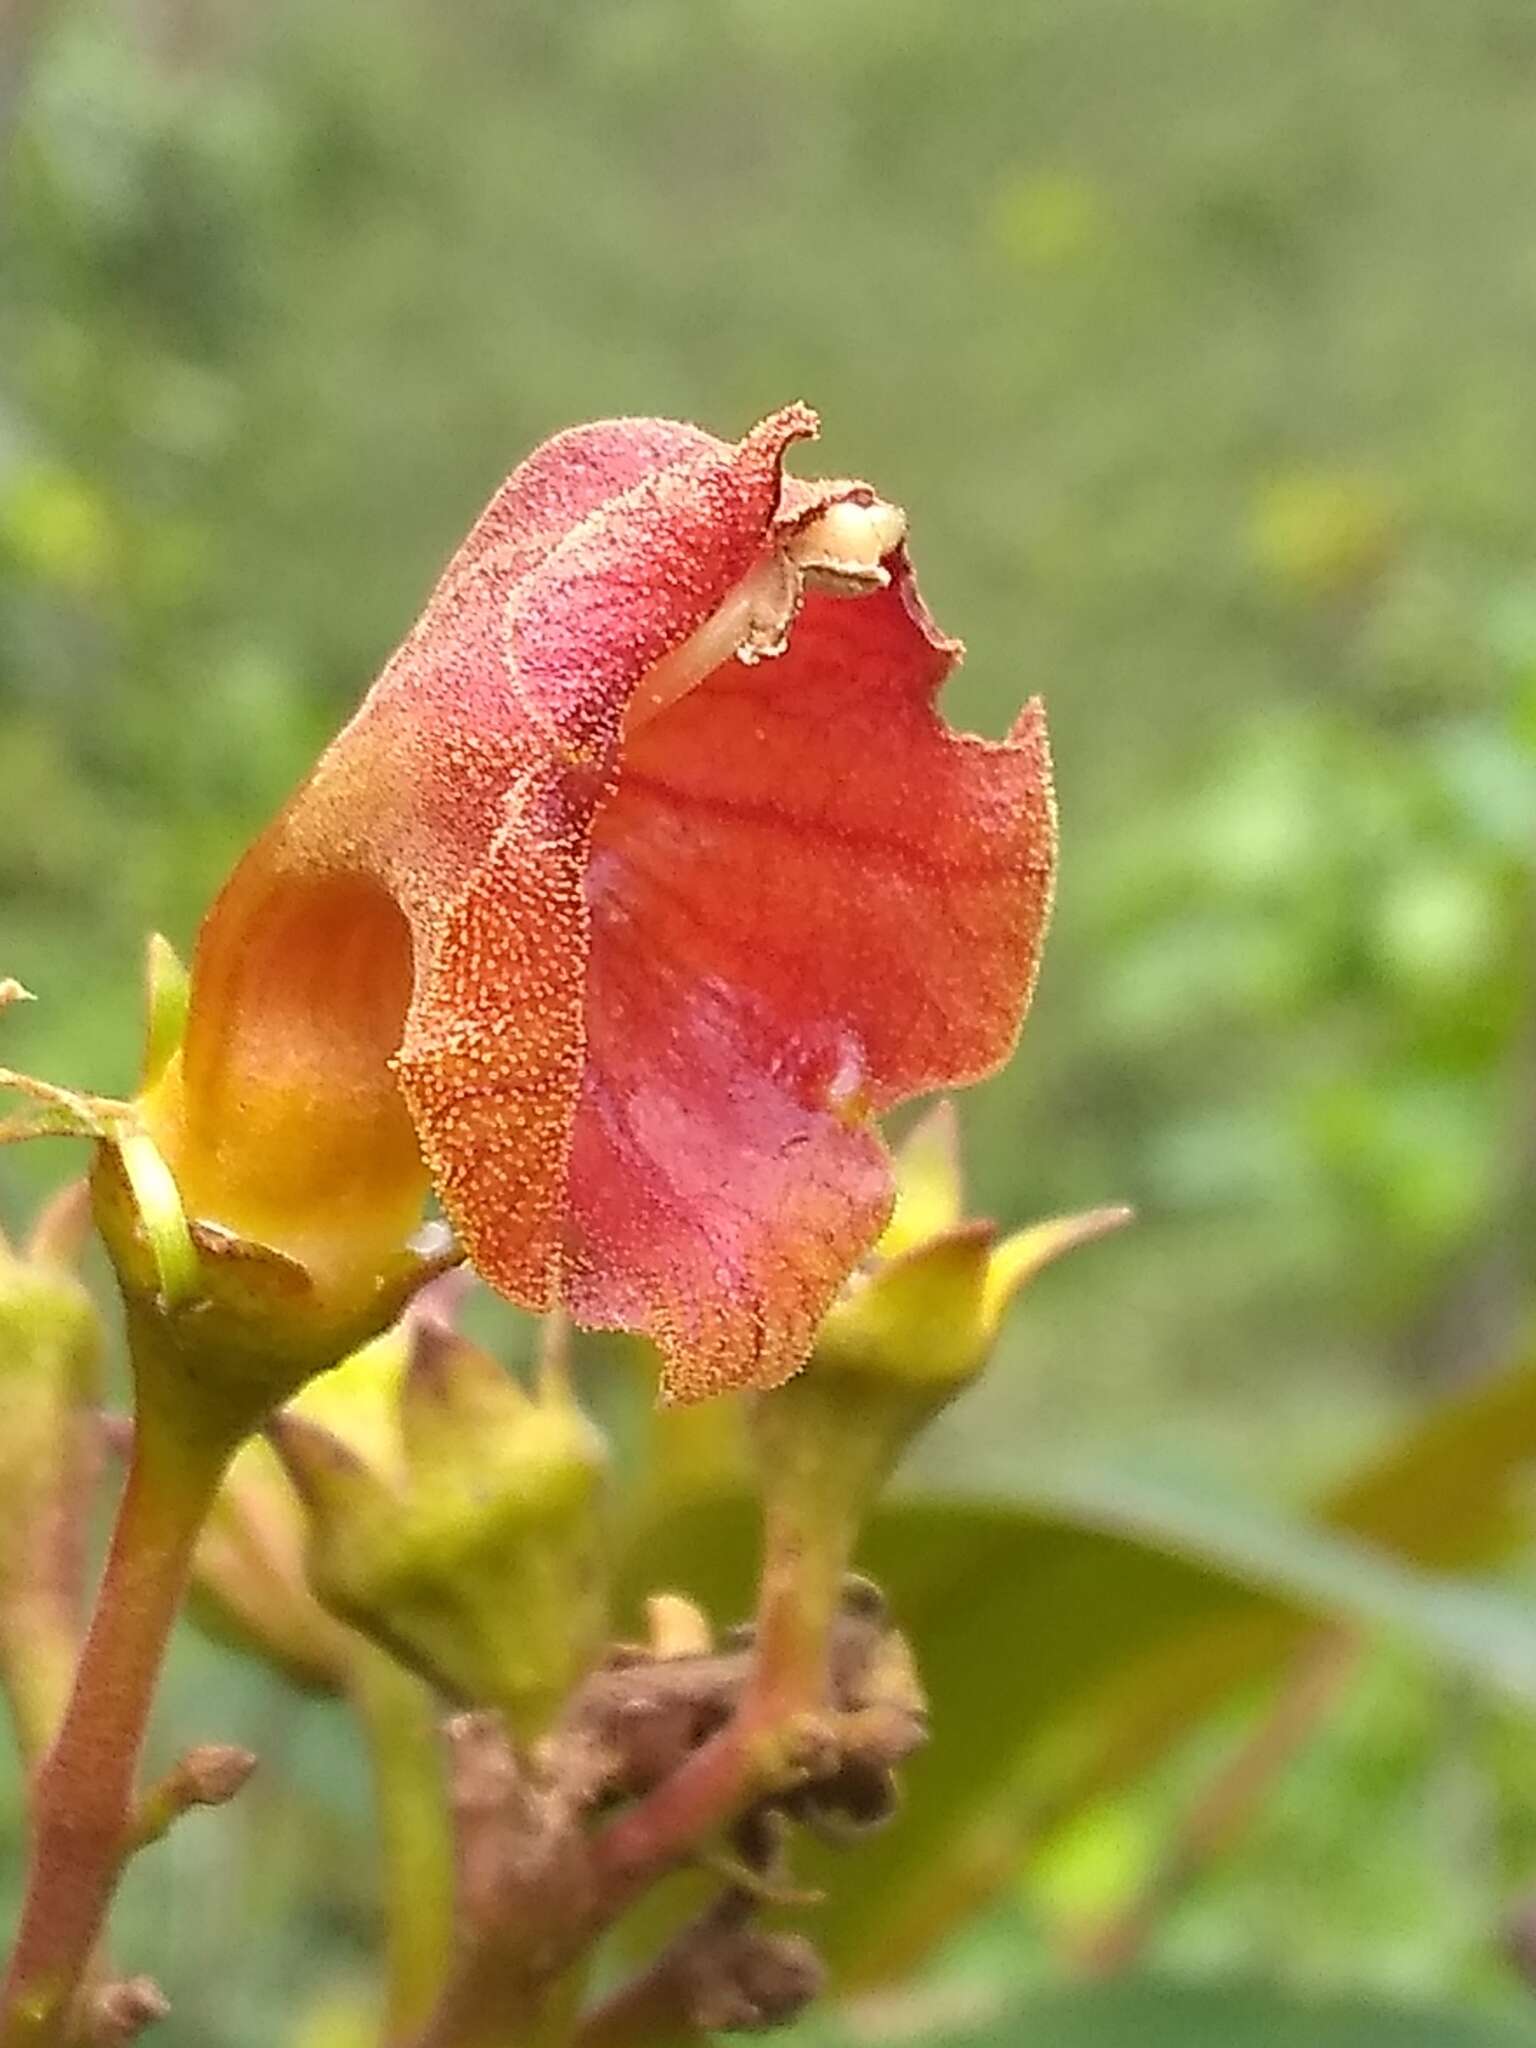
[682, 1924, 825, 2033]
[82, 1976, 171, 2044]
[130, 1744, 257, 1850]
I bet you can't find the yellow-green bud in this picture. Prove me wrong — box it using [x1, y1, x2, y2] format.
[190, 1429, 358, 1696]
[268, 1312, 609, 1742]
[756, 1103, 1131, 1527]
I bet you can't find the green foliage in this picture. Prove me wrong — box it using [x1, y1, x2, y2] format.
[879, 1977, 1536, 2048]
[1092, 627, 1536, 1340]
[622, 1341, 1536, 1994]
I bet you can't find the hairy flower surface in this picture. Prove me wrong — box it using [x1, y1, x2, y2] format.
[145, 406, 1055, 1398]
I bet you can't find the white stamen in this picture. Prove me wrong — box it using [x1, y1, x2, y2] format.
[790, 497, 907, 591]
[621, 493, 907, 738]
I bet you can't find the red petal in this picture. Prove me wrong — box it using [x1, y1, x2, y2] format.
[392, 410, 821, 1301]
[566, 919, 895, 1402]
[394, 767, 590, 1308]
[565, 560, 1055, 1398]
[174, 410, 817, 1306]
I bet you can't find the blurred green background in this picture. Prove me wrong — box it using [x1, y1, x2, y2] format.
[5, 0, 1536, 2041]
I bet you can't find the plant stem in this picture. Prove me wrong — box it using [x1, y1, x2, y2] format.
[412, 1963, 589, 2048]
[0, 1391, 238, 2044]
[573, 1958, 704, 2048]
[587, 1716, 763, 1914]
[348, 1645, 455, 2042]
[745, 1477, 856, 1724]
[412, 1379, 900, 2048]
[740, 1374, 899, 1724]
[592, 1395, 873, 1911]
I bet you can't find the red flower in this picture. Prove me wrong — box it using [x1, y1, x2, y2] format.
[143, 406, 1055, 1399]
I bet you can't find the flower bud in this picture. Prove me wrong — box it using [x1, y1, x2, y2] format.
[735, 1110, 1128, 1726]
[267, 1312, 609, 1741]
[6, 938, 456, 1443]
[129, 1744, 258, 1850]
[0, 1186, 102, 1753]
[84, 1975, 171, 2045]
[190, 1429, 358, 1696]
[817, 1100, 1126, 1407]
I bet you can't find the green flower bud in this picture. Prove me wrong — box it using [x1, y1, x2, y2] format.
[762, 1100, 1131, 1492]
[744, 1105, 1130, 1718]
[268, 1312, 609, 1742]
[0, 1185, 102, 1755]
[190, 1429, 358, 1696]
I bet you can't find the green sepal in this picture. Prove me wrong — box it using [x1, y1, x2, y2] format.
[140, 933, 190, 1091]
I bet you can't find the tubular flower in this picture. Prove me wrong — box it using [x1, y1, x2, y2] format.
[142, 406, 1055, 1399]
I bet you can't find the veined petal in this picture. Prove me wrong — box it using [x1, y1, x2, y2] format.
[567, 567, 1054, 1396]
[567, 903, 896, 1401]
[606, 570, 1054, 1100]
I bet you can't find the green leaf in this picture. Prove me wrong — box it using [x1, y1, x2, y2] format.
[622, 1490, 1536, 1984]
[1024, 1461, 1536, 1702]
[623, 1352, 1536, 1988]
[887, 1978, 1536, 2048]
[1322, 1349, 1536, 1565]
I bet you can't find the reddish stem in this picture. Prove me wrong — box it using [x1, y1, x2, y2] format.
[589, 1716, 762, 1916]
[590, 1468, 858, 1916]
[0, 1414, 233, 2045]
[573, 1947, 707, 2048]
[411, 1388, 883, 2048]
